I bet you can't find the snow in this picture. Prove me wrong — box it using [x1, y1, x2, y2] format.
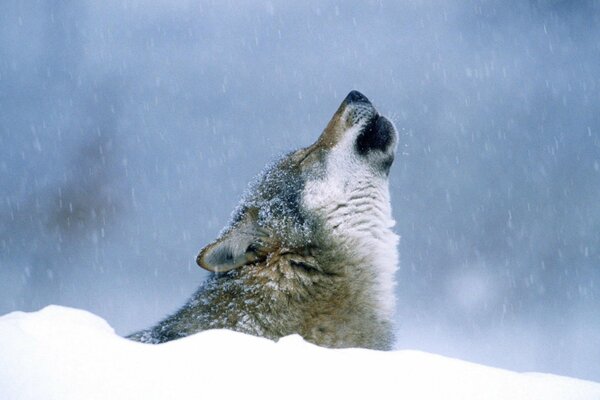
[1, 306, 598, 400]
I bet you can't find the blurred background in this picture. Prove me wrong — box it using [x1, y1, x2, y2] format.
[1, 0, 599, 381]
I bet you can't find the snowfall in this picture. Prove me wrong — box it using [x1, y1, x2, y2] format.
[0, 306, 598, 400]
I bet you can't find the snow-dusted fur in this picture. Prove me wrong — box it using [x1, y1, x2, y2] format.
[129, 91, 399, 350]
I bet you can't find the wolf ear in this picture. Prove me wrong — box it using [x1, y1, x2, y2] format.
[196, 211, 268, 273]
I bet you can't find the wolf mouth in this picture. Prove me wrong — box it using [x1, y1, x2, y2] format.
[355, 114, 395, 156]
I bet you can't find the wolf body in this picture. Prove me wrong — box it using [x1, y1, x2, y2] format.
[129, 91, 399, 350]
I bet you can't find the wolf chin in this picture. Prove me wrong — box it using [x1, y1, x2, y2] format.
[128, 91, 399, 350]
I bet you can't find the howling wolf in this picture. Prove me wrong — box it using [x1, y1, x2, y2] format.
[129, 90, 399, 350]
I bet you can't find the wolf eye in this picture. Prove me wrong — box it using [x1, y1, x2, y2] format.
[290, 260, 319, 274]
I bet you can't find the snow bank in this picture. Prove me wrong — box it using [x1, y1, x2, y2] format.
[0, 306, 598, 400]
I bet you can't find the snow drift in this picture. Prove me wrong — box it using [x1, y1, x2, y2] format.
[0, 306, 598, 400]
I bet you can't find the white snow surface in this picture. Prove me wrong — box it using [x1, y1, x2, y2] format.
[1, 306, 599, 400]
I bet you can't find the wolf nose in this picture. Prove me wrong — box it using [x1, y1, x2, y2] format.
[344, 90, 371, 105]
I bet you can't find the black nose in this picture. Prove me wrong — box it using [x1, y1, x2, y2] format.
[344, 90, 371, 105]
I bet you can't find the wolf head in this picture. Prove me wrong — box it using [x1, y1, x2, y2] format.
[197, 91, 399, 318]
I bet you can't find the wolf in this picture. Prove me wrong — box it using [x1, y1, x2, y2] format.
[128, 90, 399, 350]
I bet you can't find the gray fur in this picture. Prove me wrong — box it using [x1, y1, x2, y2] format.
[128, 91, 398, 350]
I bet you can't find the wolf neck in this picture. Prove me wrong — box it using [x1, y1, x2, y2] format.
[303, 169, 399, 322]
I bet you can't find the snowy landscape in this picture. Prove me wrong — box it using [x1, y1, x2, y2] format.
[1, 306, 599, 400]
[2, 0, 600, 389]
